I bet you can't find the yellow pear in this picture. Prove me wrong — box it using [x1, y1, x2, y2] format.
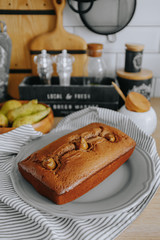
[0, 112, 8, 127]
[31, 103, 46, 113]
[7, 99, 38, 123]
[0, 100, 22, 115]
[12, 108, 50, 128]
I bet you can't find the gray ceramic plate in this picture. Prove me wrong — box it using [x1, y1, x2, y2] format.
[10, 128, 155, 219]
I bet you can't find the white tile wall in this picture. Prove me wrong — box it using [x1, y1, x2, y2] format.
[63, 0, 160, 97]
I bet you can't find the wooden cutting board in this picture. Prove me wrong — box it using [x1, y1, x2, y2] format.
[30, 0, 87, 77]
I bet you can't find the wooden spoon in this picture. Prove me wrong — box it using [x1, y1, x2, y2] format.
[112, 82, 150, 112]
[112, 81, 126, 102]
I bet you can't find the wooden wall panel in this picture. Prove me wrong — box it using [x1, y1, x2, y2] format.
[0, 0, 56, 99]
[0, 0, 54, 10]
[3, 14, 56, 69]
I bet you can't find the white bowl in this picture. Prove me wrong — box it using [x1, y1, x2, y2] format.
[119, 105, 157, 135]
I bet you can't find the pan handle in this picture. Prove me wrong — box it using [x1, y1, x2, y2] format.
[67, 0, 94, 14]
[107, 34, 117, 43]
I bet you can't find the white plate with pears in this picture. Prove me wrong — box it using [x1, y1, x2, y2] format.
[0, 100, 54, 134]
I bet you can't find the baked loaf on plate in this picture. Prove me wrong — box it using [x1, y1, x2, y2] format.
[18, 122, 136, 205]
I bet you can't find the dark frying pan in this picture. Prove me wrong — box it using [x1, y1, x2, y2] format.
[68, 0, 137, 42]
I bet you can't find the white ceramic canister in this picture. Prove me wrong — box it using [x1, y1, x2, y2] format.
[119, 105, 157, 135]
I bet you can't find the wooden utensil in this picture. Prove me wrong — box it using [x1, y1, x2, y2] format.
[112, 81, 126, 102]
[29, 0, 87, 77]
[112, 82, 150, 112]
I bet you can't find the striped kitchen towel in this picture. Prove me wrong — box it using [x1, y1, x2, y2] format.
[0, 107, 160, 240]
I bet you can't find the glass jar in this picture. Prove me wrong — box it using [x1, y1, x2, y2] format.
[0, 21, 12, 100]
[125, 43, 144, 73]
[53, 49, 75, 86]
[34, 49, 54, 85]
[83, 43, 107, 85]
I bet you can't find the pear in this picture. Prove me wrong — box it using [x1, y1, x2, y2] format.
[7, 99, 38, 123]
[31, 103, 46, 113]
[0, 112, 8, 127]
[0, 100, 22, 115]
[12, 107, 51, 128]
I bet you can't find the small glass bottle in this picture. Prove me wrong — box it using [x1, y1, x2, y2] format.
[34, 49, 54, 85]
[84, 43, 107, 85]
[53, 49, 75, 86]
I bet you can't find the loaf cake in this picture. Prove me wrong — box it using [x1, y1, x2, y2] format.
[18, 122, 136, 205]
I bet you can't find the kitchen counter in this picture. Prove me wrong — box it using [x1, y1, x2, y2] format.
[53, 97, 160, 240]
[117, 97, 160, 240]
